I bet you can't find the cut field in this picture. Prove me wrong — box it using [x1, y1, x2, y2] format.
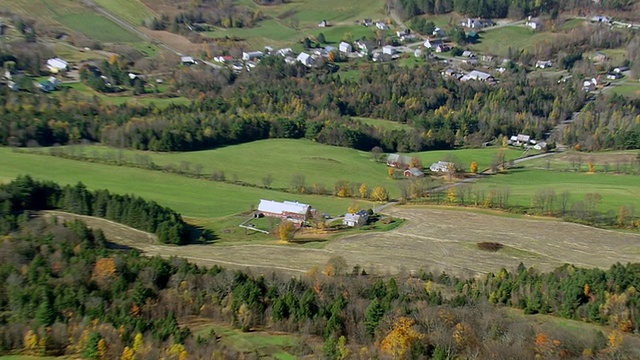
[93, 0, 157, 26]
[56, 14, 140, 43]
[61, 82, 191, 108]
[42, 207, 640, 276]
[353, 117, 414, 131]
[470, 26, 545, 55]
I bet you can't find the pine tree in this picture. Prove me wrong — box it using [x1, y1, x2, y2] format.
[35, 296, 56, 327]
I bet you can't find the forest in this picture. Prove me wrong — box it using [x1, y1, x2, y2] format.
[4, 60, 639, 153]
[391, 0, 637, 19]
[0, 176, 191, 245]
[0, 178, 639, 358]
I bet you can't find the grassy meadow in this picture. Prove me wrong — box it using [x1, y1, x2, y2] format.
[93, 0, 157, 26]
[470, 25, 544, 55]
[60, 82, 191, 108]
[0, 147, 374, 220]
[41, 139, 525, 195]
[56, 14, 140, 42]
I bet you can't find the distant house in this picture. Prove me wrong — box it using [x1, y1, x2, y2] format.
[214, 55, 234, 63]
[429, 161, 453, 173]
[593, 51, 607, 62]
[591, 15, 612, 24]
[363, 18, 373, 27]
[432, 27, 446, 37]
[37, 80, 56, 92]
[404, 167, 424, 177]
[376, 21, 389, 30]
[424, 39, 443, 50]
[461, 50, 475, 58]
[435, 44, 449, 53]
[535, 60, 553, 69]
[242, 51, 264, 61]
[276, 48, 294, 57]
[396, 29, 410, 37]
[48, 76, 61, 88]
[461, 18, 493, 29]
[526, 17, 542, 30]
[46, 58, 68, 73]
[387, 154, 411, 168]
[382, 45, 396, 55]
[614, 66, 629, 73]
[355, 39, 373, 53]
[606, 72, 623, 80]
[509, 133, 533, 146]
[7, 81, 18, 91]
[296, 52, 314, 67]
[534, 141, 547, 150]
[181, 56, 196, 65]
[414, 48, 423, 58]
[461, 70, 493, 82]
[284, 56, 296, 65]
[318, 20, 327, 28]
[343, 210, 369, 227]
[339, 41, 352, 53]
[257, 200, 313, 226]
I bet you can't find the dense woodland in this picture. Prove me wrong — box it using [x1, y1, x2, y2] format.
[0, 177, 639, 358]
[392, 0, 638, 19]
[0, 176, 190, 245]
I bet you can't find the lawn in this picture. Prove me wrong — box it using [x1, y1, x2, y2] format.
[609, 82, 640, 98]
[470, 25, 545, 55]
[0, 147, 371, 222]
[354, 117, 415, 131]
[36, 140, 526, 197]
[93, 0, 157, 26]
[60, 82, 191, 108]
[56, 13, 141, 43]
[472, 168, 640, 213]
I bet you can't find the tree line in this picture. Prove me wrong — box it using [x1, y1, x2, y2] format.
[0, 212, 639, 358]
[0, 176, 190, 244]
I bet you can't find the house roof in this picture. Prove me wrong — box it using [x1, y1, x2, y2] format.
[468, 70, 492, 80]
[405, 167, 424, 176]
[387, 153, 411, 164]
[344, 210, 369, 222]
[258, 200, 310, 216]
[297, 52, 311, 62]
[181, 56, 195, 63]
[47, 58, 68, 69]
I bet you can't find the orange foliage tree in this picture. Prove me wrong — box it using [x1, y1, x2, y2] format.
[380, 317, 423, 359]
[92, 257, 117, 287]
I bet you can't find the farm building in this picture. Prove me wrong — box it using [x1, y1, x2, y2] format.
[535, 60, 553, 69]
[429, 161, 453, 173]
[461, 70, 493, 82]
[424, 39, 443, 50]
[339, 41, 353, 53]
[404, 168, 424, 177]
[433, 27, 446, 37]
[46, 58, 68, 73]
[181, 56, 196, 65]
[343, 210, 369, 227]
[256, 200, 313, 226]
[297, 52, 314, 67]
[382, 45, 396, 55]
[387, 154, 411, 168]
[242, 51, 264, 61]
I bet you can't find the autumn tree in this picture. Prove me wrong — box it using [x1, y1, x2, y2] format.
[380, 317, 423, 359]
[588, 159, 596, 173]
[371, 186, 389, 202]
[470, 161, 478, 174]
[618, 206, 629, 227]
[359, 183, 368, 199]
[92, 257, 117, 287]
[388, 167, 395, 178]
[277, 220, 296, 241]
[347, 203, 361, 214]
[410, 157, 422, 169]
[447, 187, 457, 204]
[334, 179, 353, 197]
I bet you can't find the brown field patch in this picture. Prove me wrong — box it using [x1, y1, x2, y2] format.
[140, 28, 202, 55]
[554, 151, 637, 165]
[42, 208, 640, 277]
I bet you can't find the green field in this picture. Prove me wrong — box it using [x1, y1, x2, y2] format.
[609, 82, 640, 97]
[61, 82, 191, 108]
[470, 25, 545, 55]
[42, 140, 525, 195]
[194, 322, 296, 358]
[56, 14, 141, 43]
[472, 168, 640, 213]
[0, 147, 373, 221]
[94, 0, 157, 26]
[206, 0, 386, 48]
[353, 117, 415, 131]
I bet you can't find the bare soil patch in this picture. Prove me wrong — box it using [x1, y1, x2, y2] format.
[140, 28, 201, 54]
[41, 208, 640, 277]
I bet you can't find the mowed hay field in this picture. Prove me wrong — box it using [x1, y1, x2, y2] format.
[93, 0, 157, 26]
[45, 208, 640, 276]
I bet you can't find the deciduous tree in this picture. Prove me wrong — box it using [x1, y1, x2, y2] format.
[371, 186, 389, 202]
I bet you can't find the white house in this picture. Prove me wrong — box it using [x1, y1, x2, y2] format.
[343, 210, 369, 227]
[396, 29, 409, 37]
[461, 18, 493, 29]
[181, 56, 196, 65]
[414, 48, 423, 58]
[424, 39, 443, 50]
[430, 161, 453, 173]
[433, 27, 446, 37]
[242, 51, 263, 61]
[339, 41, 352, 53]
[296, 52, 314, 67]
[376, 21, 389, 30]
[526, 17, 541, 30]
[461, 70, 492, 81]
[535, 60, 553, 69]
[46, 58, 68, 73]
[461, 50, 475, 58]
[382, 45, 395, 55]
[318, 20, 327, 28]
[276, 48, 294, 57]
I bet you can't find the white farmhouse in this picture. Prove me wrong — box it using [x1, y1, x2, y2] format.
[47, 58, 68, 73]
[296, 52, 314, 67]
[339, 41, 352, 53]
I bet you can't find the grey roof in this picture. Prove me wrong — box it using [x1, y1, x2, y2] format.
[258, 200, 310, 215]
[405, 167, 424, 176]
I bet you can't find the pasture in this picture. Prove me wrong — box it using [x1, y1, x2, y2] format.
[0, 148, 372, 222]
[353, 117, 415, 131]
[56, 14, 140, 43]
[470, 25, 545, 55]
[46, 139, 525, 196]
[471, 168, 640, 213]
[93, 0, 157, 26]
[44, 207, 640, 276]
[60, 82, 191, 108]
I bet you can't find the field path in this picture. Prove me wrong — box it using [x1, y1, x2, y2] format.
[41, 208, 640, 277]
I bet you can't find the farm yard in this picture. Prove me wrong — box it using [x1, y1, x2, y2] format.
[43, 207, 640, 277]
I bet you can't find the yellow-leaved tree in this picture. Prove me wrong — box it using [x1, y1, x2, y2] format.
[380, 317, 423, 359]
[277, 220, 296, 242]
[371, 186, 389, 202]
[470, 161, 478, 174]
[359, 183, 368, 199]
